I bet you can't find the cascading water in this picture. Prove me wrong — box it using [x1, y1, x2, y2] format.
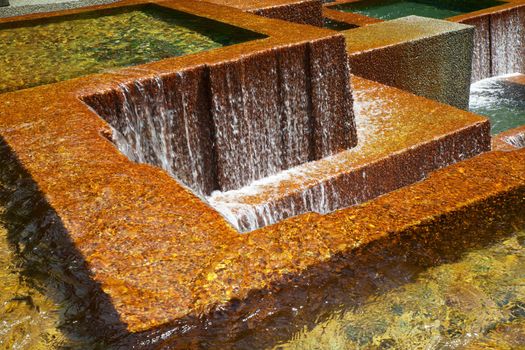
[504, 133, 525, 148]
[82, 36, 356, 230]
[490, 7, 525, 77]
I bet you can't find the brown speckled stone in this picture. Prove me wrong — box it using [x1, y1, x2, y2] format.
[1, 63, 523, 343]
[210, 76, 491, 232]
[324, 0, 525, 83]
[196, 0, 324, 26]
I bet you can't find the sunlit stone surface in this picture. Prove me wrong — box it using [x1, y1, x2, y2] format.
[0, 0, 524, 348]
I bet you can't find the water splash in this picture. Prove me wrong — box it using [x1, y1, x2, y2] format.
[83, 37, 355, 200]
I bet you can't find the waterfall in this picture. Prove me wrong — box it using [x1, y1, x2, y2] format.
[463, 7, 524, 83]
[82, 35, 355, 200]
[504, 133, 525, 149]
[490, 7, 525, 77]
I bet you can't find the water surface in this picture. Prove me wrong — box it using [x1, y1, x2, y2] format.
[278, 230, 525, 349]
[330, 0, 506, 20]
[0, 5, 265, 93]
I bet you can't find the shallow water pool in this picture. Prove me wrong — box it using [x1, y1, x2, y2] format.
[0, 5, 264, 93]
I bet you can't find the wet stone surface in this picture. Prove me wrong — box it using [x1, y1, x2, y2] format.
[278, 230, 525, 349]
[2, 197, 524, 349]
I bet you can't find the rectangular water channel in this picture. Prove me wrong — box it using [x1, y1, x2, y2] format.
[0, 4, 266, 93]
[329, 0, 507, 20]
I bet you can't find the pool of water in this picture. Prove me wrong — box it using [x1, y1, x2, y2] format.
[469, 74, 525, 135]
[1, 187, 524, 349]
[330, 0, 506, 20]
[0, 4, 265, 93]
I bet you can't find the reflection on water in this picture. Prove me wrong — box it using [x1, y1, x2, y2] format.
[278, 230, 525, 349]
[0, 4, 265, 93]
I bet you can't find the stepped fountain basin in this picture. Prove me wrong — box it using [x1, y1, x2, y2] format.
[1, 0, 356, 193]
[209, 76, 490, 231]
[0, 69, 523, 345]
[324, 0, 525, 83]
[0, 0, 524, 347]
[0, 62, 510, 342]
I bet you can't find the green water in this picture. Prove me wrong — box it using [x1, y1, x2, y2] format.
[469, 74, 525, 135]
[330, 0, 506, 20]
[0, 5, 265, 94]
[279, 230, 525, 349]
[1, 199, 524, 349]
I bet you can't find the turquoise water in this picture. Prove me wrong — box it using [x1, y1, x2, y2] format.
[330, 0, 506, 20]
[469, 74, 525, 135]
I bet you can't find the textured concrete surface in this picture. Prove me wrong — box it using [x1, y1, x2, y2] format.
[197, 0, 323, 26]
[343, 16, 474, 109]
[0, 0, 524, 348]
[323, 0, 525, 83]
[1, 0, 356, 193]
[0, 0, 357, 335]
[83, 35, 356, 194]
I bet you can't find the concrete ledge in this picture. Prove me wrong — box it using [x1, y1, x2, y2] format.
[0, 0, 357, 335]
[343, 16, 474, 109]
[322, 0, 525, 83]
[0, 0, 524, 347]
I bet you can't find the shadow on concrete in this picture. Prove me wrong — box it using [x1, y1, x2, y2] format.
[1, 131, 524, 349]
